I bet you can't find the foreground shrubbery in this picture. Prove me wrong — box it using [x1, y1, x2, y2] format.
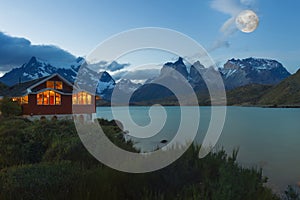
[0, 117, 297, 199]
[0, 97, 22, 118]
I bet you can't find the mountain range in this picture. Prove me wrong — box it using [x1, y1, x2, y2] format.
[220, 58, 291, 89]
[0, 56, 299, 106]
[130, 57, 291, 103]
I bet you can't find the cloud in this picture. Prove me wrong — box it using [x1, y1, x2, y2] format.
[107, 61, 130, 72]
[240, 0, 255, 6]
[112, 68, 160, 81]
[220, 17, 237, 35]
[87, 60, 130, 73]
[210, 0, 256, 50]
[211, 0, 242, 16]
[209, 40, 230, 52]
[0, 32, 76, 72]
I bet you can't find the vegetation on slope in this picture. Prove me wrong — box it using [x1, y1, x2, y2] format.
[226, 84, 272, 105]
[0, 114, 295, 199]
[259, 69, 300, 105]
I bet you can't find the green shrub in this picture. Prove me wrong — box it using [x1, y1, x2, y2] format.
[0, 161, 82, 200]
[62, 145, 280, 200]
[0, 117, 282, 199]
[0, 118, 34, 167]
[285, 185, 300, 200]
[0, 97, 22, 118]
[42, 136, 100, 168]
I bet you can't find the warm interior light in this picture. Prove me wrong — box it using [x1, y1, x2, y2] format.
[72, 92, 92, 105]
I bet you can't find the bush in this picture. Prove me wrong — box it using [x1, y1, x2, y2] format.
[0, 97, 22, 118]
[0, 161, 82, 200]
[61, 145, 280, 200]
[0, 118, 282, 199]
[285, 185, 300, 200]
[0, 118, 34, 167]
[42, 136, 100, 168]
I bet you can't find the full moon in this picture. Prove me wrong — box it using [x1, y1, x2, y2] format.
[235, 10, 259, 33]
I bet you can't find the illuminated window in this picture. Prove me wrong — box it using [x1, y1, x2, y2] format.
[87, 94, 92, 104]
[37, 93, 43, 105]
[46, 81, 63, 90]
[12, 98, 18, 102]
[43, 91, 49, 105]
[55, 81, 63, 90]
[47, 81, 54, 88]
[37, 90, 61, 105]
[22, 96, 28, 104]
[12, 96, 28, 104]
[72, 92, 92, 105]
[49, 91, 55, 105]
[55, 93, 61, 105]
[72, 95, 77, 104]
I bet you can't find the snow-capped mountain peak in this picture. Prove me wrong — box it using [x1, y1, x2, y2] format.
[220, 57, 291, 89]
[116, 79, 142, 93]
[227, 57, 285, 70]
[0, 56, 116, 100]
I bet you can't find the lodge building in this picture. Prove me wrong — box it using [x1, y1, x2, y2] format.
[4, 74, 97, 120]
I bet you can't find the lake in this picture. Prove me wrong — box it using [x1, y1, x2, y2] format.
[96, 106, 300, 191]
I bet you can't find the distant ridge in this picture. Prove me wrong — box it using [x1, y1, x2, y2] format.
[259, 68, 300, 105]
[220, 57, 291, 89]
[131, 57, 291, 103]
[226, 84, 273, 105]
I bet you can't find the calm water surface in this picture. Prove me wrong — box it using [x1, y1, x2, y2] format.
[97, 106, 300, 191]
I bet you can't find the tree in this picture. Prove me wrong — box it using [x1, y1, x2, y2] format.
[0, 97, 22, 117]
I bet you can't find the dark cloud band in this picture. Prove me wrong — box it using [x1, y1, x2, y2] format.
[0, 32, 76, 72]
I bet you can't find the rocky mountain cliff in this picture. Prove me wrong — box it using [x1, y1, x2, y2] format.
[131, 57, 291, 103]
[220, 58, 291, 89]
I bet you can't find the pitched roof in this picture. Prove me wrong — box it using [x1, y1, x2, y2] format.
[5, 74, 75, 97]
[5, 76, 50, 97]
[29, 73, 74, 90]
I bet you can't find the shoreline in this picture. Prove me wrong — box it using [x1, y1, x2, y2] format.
[96, 102, 300, 108]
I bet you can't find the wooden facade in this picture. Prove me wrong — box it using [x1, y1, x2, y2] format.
[8, 74, 96, 116]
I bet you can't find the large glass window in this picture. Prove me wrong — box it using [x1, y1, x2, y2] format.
[37, 90, 61, 105]
[43, 91, 49, 105]
[72, 92, 92, 105]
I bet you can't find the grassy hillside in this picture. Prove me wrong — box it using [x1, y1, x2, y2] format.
[259, 69, 300, 105]
[93, 68, 300, 107]
[129, 73, 300, 106]
[129, 84, 271, 106]
[226, 84, 273, 105]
